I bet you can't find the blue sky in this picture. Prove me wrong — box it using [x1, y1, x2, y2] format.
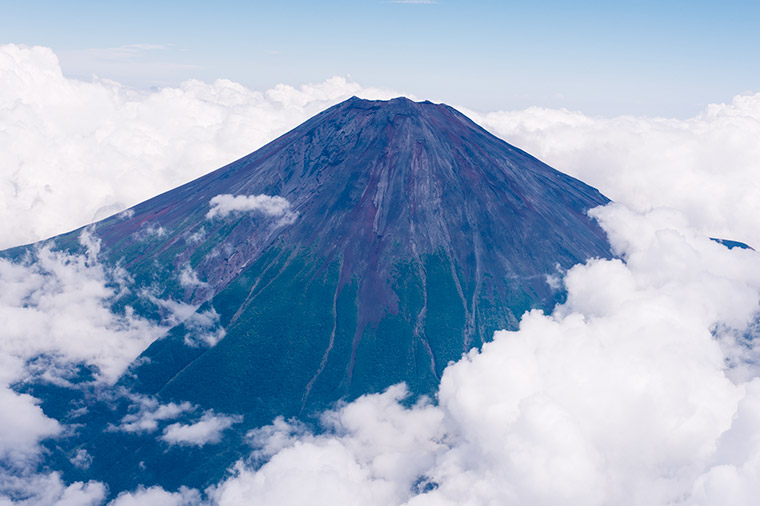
[2, 0, 760, 116]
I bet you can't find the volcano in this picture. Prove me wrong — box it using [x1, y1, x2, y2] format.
[7, 97, 612, 493]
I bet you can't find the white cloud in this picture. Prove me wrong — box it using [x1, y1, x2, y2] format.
[135, 224, 167, 239]
[5, 42, 758, 255]
[179, 265, 207, 289]
[69, 449, 93, 471]
[143, 294, 225, 347]
[212, 385, 444, 506]
[465, 95, 760, 249]
[0, 232, 166, 385]
[0, 355, 60, 465]
[118, 396, 194, 434]
[0, 43, 401, 250]
[161, 412, 242, 447]
[206, 194, 297, 225]
[3, 43, 760, 505]
[0, 472, 105, 506]
[107, 486, 201, 506]
[0, 228, 230, 496]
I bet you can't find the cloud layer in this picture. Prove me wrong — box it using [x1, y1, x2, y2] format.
[466, 98, 760, 248]
[1, 43, 760, 505]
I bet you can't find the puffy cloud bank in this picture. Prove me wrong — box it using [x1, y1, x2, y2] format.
[96, 205, 760, 506]
[467, 97, 760, 249]
[1, 43, 760, 505]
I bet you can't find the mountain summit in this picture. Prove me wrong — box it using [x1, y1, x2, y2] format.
[11, 97, 612, 492]
[109, 96, 610, 409]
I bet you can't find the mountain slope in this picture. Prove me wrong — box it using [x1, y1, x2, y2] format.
[7, 97, 612, 493]
[110, 97, 610, 410]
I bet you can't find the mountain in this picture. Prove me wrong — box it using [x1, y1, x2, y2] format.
[7, 97, 612, 494]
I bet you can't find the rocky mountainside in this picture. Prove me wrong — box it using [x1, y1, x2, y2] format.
[6, 96, 612, 494]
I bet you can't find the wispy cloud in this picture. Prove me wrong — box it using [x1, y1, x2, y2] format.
[75, 43, 171, 61]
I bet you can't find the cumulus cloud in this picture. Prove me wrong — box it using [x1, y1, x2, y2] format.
[211, 385, 444, 506]
[0, 472, 105, 506]
[161, 412, 242, 447]
[107, 486, 201, 506]
[0, 43, 402, 250]
[118, 396, 194, 434]
[179, 265, 207, 289]
[206, 194, 297, 225]
[465, 95, 760, 249]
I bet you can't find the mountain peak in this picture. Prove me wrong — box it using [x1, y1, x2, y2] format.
[87, 92, 612, 408]
[326, 95, 455, 124]
[22, 97, 613, 494]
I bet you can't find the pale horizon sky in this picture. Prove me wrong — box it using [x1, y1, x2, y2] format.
[2, 0, 759, 117]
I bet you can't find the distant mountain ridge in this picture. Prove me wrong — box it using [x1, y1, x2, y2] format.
[5, 96, 612, 494]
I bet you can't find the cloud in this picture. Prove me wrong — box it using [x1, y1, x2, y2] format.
[179, 265, 207, 289]
[118, 396, 194, 434]
[0, 355, 61, 466]
[143, 293, 225, 347]
[108, 486, 201, 506]
[69, 44, 171, 62]
[0, 231, 166, 385]
[206, 194, 297, 224]
[209, 384, 446, 506]
[0, 472, 105, 506]
[70, 449, 93, 471]
[0, 43, 402, 250]
[0, 228, 223, 498]
[5, 42, 758, 255]
[3, 43, 760, 505]
[464, 95, 760, 249]
[161, 412, 242, 447]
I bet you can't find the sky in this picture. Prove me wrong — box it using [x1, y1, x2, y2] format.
[2, 0, 760, 117]
[2, 1, 760, 505]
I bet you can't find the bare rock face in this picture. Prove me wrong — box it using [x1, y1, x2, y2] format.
[8, 97, 612, 494]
